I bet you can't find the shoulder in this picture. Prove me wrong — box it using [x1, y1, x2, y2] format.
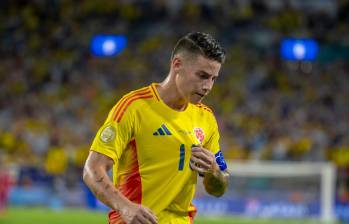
[193, 103, 217, 122]
[193, 103, 219, 134]
[194, 103, 215, 115]
[112, 85, 157, 122]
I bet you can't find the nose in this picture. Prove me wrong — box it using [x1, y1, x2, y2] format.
[202, 79, 214, 92]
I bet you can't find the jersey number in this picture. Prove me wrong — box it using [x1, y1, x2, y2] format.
[178, 144, 185, 170]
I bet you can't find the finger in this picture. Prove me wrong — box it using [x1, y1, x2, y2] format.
[191, 151, 213, 165]
[145, 214, 158, 224]
[191, 146, 214, 158]
[190, 160, 207, 173]
[143, 208, 158, 224]
[134, 214, 149, 224]
[191, 146, 203, 152]
[190, 153, 211, 165]
[190, 156, 211, 169]
[193, 147, 215, 159]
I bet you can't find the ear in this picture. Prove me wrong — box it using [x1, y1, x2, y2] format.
[171, 57, 182, 75]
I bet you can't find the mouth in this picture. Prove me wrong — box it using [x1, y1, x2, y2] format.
[195, 93, 205, 98]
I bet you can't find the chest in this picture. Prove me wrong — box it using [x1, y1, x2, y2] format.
[134, 109, 210, 169]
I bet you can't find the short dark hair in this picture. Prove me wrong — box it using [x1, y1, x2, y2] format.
[171, 32, 226, 63]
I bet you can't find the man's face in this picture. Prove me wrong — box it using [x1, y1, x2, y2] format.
[174, 54, 221, 104]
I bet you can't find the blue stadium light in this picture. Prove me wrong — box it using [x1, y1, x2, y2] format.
[90, 35, 127, 57]
[280, 38, 318, 61]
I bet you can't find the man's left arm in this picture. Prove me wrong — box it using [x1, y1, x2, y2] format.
[190, 146, 230, 197]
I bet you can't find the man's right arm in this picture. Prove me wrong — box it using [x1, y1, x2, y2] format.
[83, 151, 157, 224]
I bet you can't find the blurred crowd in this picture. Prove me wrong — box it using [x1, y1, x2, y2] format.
[0, 0, 348, 204]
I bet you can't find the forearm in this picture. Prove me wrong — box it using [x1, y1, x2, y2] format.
[83, 151, 158, 223]
[83, 164, 130, 212]
[83, 152, 131, 213]
[203, 169, 229, 197]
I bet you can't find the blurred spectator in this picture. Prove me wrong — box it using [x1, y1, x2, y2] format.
[0, 0, 348, 207]
[0, 153, 13, 215]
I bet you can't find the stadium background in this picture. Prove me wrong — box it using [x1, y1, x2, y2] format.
[0, 0, 348, 223]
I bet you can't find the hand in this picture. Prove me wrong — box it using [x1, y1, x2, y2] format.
[190, 146, 219, 175]
[120, 202, 158, 224]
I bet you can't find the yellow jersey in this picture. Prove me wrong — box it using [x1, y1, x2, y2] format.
[90, 83, 227, 224]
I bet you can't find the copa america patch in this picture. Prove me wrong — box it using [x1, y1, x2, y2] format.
[100, 125, 116, 143]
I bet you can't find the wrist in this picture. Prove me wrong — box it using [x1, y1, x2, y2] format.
[209, 162, 221, 177]
[111, 191, 132, 213]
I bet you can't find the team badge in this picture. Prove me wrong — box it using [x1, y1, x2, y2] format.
[193, 127, 205, 144]
[100, 125, 116, 143]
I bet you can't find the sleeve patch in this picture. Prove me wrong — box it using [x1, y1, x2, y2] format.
[100, 125, 116, 143]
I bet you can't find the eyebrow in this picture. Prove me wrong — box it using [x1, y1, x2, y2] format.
[197, 70, 217, 78]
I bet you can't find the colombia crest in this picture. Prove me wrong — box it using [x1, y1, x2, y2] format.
[194, 127, 205, 144]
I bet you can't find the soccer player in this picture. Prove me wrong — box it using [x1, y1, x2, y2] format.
[83, 32, 230, 224]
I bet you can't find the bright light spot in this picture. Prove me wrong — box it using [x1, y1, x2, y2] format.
[102, 40, 116, 56]
[293, 43, 305, 60]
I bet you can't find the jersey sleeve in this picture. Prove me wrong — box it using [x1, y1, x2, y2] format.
[90, 102, 135, 163]
[204, 114, 227, 171]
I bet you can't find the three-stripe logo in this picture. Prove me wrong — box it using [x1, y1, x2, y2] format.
[153, 124, 172, 136]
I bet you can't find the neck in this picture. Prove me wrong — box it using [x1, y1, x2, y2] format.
[156, 74, 188, 111]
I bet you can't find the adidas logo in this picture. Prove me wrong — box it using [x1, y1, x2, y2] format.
[153, 124, 172, 136]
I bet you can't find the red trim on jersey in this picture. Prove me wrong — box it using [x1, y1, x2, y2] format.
[196, 103, 213, 114]
[111, 96, 127, 121]
[189, 214, 193, 224]
[188, 211, 194, 224]
[111, 88, 150, 120]
[108, 212, 125, 224]
[188, 204, 197, 224]
[112, 88, 150, 120]
[113, 90, 152, 121]
[108, 139, 142, 224]
[116, 94, 153, 123]
[150, 84, 160, 101]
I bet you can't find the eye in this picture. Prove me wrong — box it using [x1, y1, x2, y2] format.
[197, 72, 209, 79]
